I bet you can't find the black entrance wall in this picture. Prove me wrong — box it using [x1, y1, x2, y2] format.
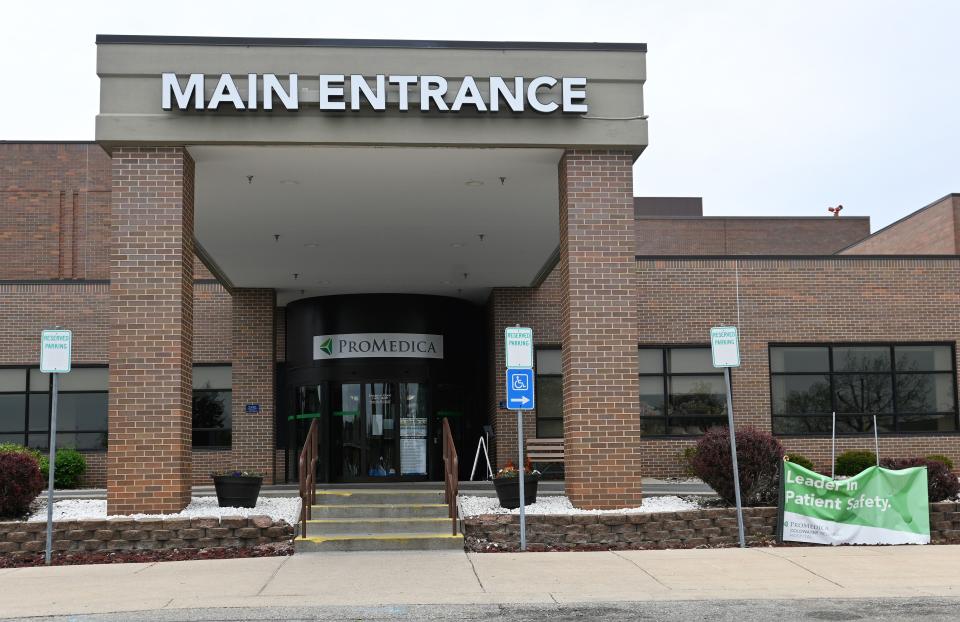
[282, 294, 486, 483]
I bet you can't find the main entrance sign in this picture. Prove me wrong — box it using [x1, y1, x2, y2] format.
[313, 333, 443, 360]
[162, 73, 588, 113]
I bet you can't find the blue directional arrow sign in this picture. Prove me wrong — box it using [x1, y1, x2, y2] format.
[506, 368, 535, 411]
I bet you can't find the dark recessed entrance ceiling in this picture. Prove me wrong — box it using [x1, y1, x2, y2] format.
[192, 145, 562, 304]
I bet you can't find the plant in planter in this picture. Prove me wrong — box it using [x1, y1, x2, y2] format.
[493, 458, 540, 510]
[211, 470, 264, 508]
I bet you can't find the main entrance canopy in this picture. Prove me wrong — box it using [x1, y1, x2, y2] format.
[95, 35, 648, 513]
[96, 36, 648, 301]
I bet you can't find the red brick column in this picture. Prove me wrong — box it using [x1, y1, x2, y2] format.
[108, 147, 194, 514]
[231, 288, 276, 482]
[558, 150, 643, 509]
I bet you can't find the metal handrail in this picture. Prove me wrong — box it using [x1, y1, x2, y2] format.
[298, 417, 319, 538]
[441, 417, 459, 535]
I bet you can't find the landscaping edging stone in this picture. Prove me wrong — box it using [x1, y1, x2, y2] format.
[0, 516, 295, 557]
[462, 501, 960, 552]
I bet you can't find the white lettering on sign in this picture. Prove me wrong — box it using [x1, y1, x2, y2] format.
[313, 333, 443, 360]
[710, 326, 740, 368]
[161, 74, 588, 114]
[40, 330, 72, 373]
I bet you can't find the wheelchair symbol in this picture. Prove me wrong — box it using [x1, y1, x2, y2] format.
[511, 374, 529, 391]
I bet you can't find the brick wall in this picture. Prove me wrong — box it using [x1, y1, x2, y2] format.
[558, 150, 643, 509]
[462, 501, 960, 551]
[636, 217, 870, 255]
[1, 143, 112, 280]
[108, 147, 195, 514]
[0, 515, 294, 556]
[841, 194, 959, 255]
[231, 289, 276, 482]
[487, 270, 562, 468]
[635, 257, 960, 476]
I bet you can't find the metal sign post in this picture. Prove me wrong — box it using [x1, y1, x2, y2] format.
[40, 328, 71, 566]
[517, 410, 526, 551]
[710, 326, 745, 549]
[505, 325, 535, 552]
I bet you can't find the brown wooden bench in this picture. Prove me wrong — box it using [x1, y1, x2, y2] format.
[526, 438, 564, 465]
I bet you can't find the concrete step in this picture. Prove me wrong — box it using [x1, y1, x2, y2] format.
[295, 533, 464, 552]
[309, 503, 450, 519]
[306, 517, 454, 535]
[313, 489, 445, 505]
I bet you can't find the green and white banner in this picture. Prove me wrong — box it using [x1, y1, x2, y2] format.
[779, 461, 929, 545]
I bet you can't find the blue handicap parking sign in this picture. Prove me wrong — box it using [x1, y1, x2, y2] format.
[506, 368, 535, 411]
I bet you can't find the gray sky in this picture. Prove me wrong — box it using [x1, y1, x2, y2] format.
[2, 0, 957, 229]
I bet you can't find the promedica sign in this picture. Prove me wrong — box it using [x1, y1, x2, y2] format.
[161, 73, 588, 113]
[779, 460, 930, 545]
[313, 333, 443, 360]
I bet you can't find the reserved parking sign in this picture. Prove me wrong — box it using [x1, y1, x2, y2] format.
[710, 326, 740, 368]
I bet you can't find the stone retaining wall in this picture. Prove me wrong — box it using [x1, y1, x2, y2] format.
[462, 502, 960, 552]
[0, 516, 295, 557]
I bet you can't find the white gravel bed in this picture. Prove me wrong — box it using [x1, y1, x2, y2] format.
[28, 496, 301, 526]
[459, 494, 700, 517]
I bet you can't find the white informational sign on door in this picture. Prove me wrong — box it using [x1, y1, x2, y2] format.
[40, 329, 72, 373]
[504, 326, 534, 369]
[710, 326, 741, 368]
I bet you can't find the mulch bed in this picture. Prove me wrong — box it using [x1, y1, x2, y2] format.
[0, 542, 293, 568]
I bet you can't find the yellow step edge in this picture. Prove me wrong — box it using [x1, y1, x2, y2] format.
[299, 534, 464, 543]
[310, 503, 448, 509]
[307, 517, 452, 523]
[317, 488, 443, 497]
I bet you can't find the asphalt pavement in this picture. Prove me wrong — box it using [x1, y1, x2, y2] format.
[6, 598, 960, 622]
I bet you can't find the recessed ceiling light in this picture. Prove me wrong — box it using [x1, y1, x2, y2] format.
[464, 180, 484, 187]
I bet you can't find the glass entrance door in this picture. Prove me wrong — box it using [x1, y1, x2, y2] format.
[325, 380, 429, 482]
[364, 382, 396, 478]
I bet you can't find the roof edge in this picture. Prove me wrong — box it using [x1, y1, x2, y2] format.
[835, 192, 960, 254]
[95, 34, 647, 52]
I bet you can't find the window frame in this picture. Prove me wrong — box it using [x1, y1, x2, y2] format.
[0, 364, 109, 451]
[192, 362, 233, 449]
[768, 342, 959, 436]
[534, 346, 563, 438]
[639, 345, 728, 438]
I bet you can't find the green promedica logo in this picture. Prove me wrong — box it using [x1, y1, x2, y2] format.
[781, 460, 930, 545]
[317, 338, 333, 356]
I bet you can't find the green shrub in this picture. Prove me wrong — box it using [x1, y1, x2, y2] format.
[51, 448, 86, 489]
[784, 453, 817, 473]
[835, 450, 877, 477]
[0, 444, 87, 489]
[925, 454, 955, 471]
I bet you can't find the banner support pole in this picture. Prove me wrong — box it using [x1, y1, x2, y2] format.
[831, 410, 836, 479]
[873, 414, 879, 466]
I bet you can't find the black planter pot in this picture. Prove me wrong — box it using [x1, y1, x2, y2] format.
[212, 475, 263, 508]
[493, 475, 539, 509]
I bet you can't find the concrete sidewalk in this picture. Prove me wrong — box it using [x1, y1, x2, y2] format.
[1, 545, 959, 618]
